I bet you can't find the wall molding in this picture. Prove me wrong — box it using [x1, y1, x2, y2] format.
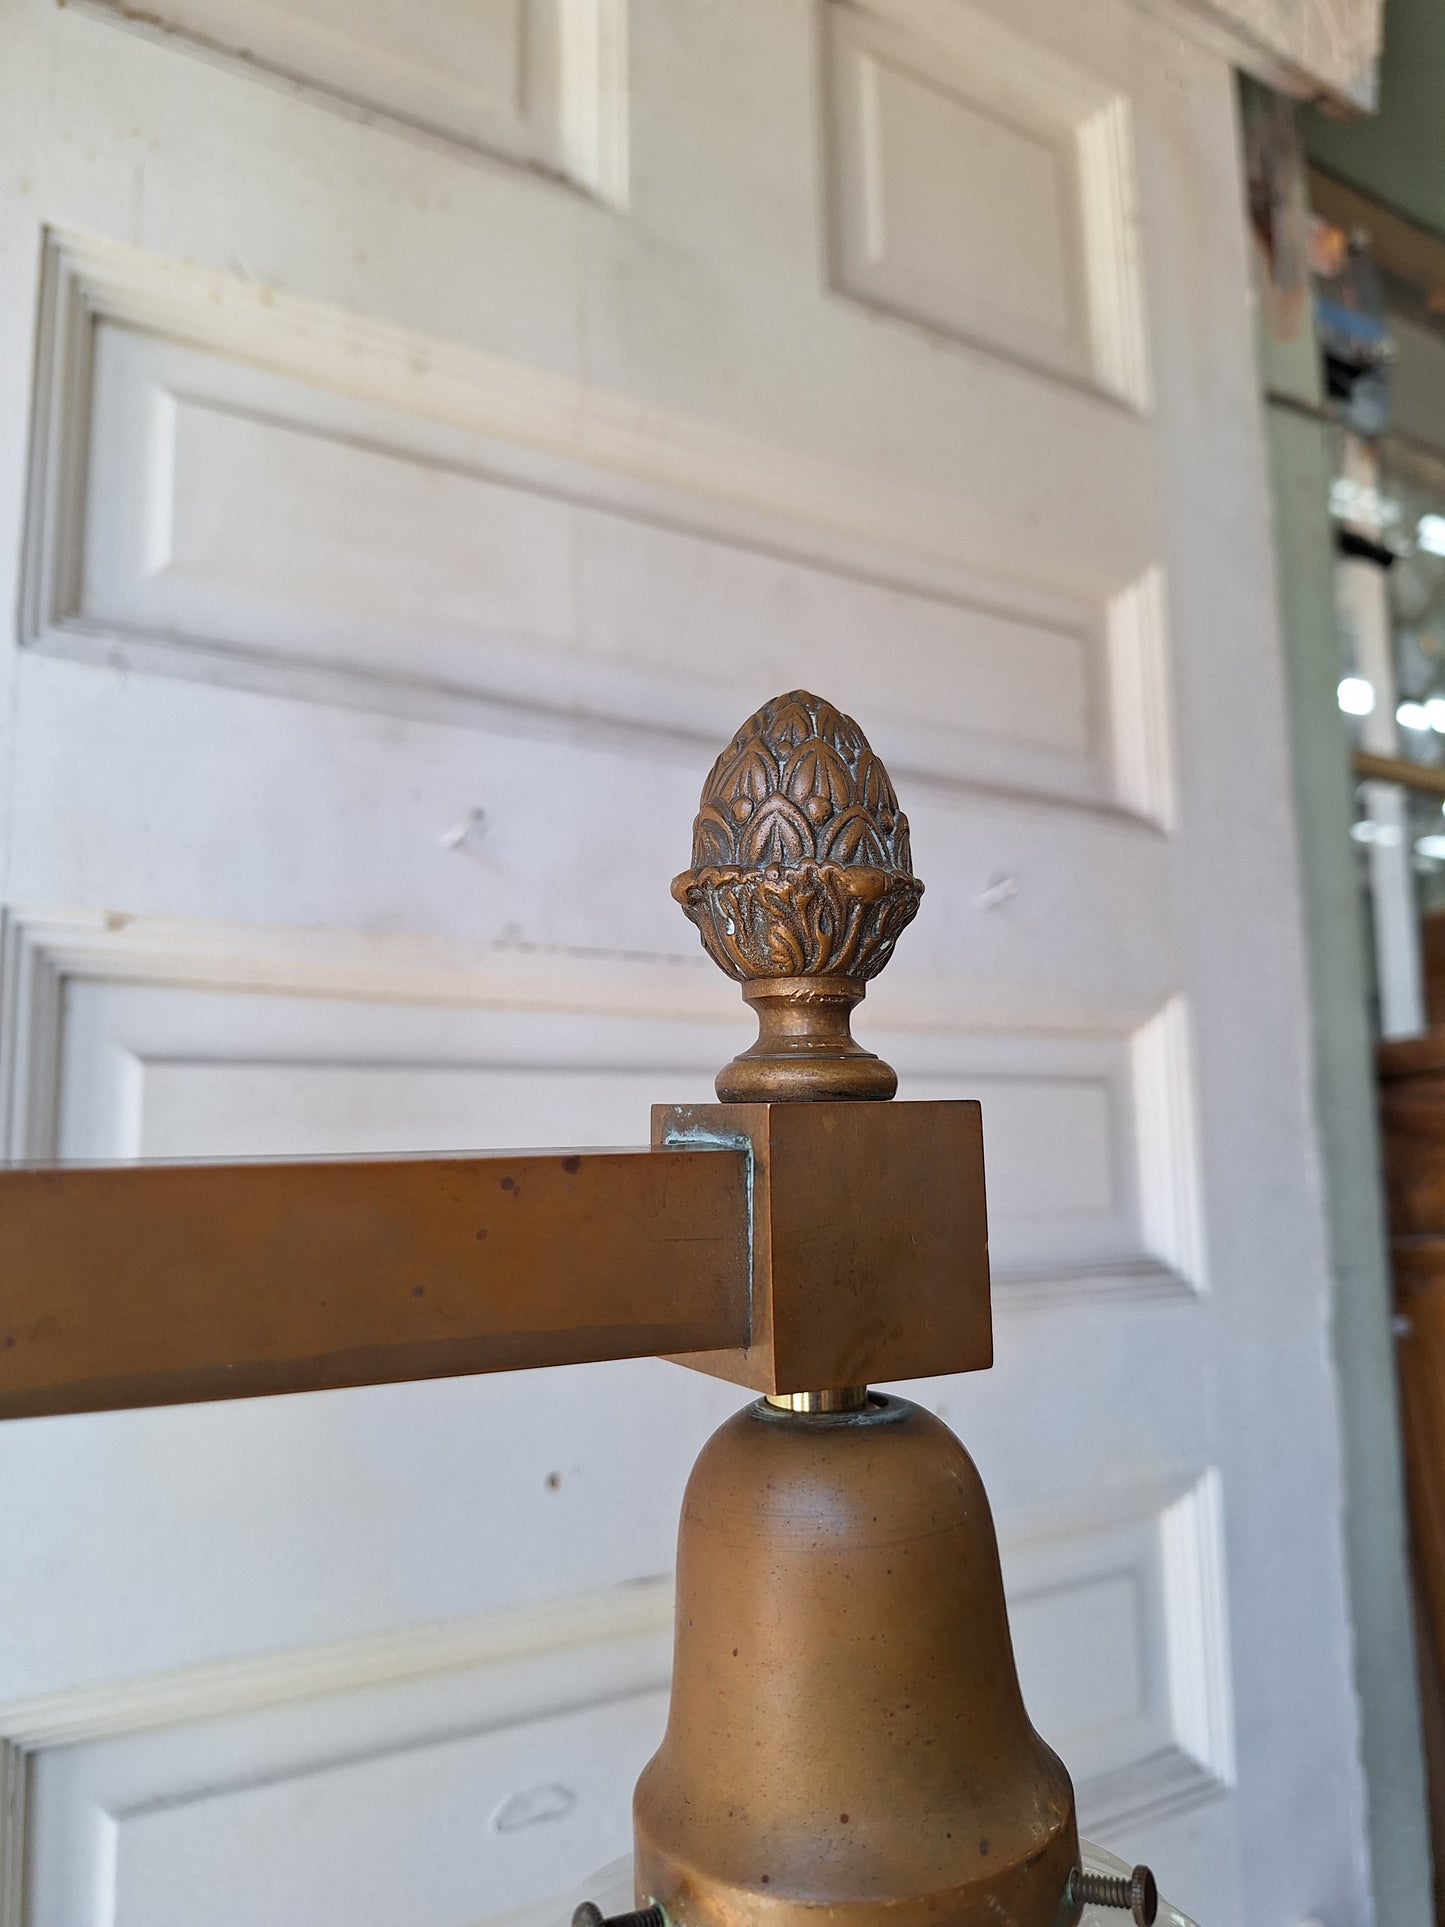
[0, 1578, 673, 1927]
[1161, 1469, 1237, 1792]
[557, 0, 630, 204]
[0, 904, 720, 1164]
[0, 1737, 24, 1927]
[1000, 1468, 1235, 1837]
[1079, 1742, 1227, 1836]
[997, 1256, 1192, 1313]
[0, 912, 63, 1169]
[0, 1580, 673, 1756]
[1108, 567, 1176, 834]
[1132, 995, 1208, 1293]
[20, 227, 1052, 647]
[1077, 92, 1151, 414]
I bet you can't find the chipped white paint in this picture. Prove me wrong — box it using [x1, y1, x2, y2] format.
[1142, 0, 1382, 106]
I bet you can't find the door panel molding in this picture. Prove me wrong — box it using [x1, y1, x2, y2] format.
[821, 0, 1150, 410]
[68, 0, 629, 203]
[0, 906, 1204, 1305]
[21, 230, 1174, 824]
[999, 1468, 1235, 1834]
[0, 1578, 675, 1927]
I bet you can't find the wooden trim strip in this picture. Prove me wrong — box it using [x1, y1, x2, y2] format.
[1310, 168, 1445, 309]
[1353, 750, 1445, 798]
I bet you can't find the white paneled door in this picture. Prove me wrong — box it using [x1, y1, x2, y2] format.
[0, 3, 1364, 1923]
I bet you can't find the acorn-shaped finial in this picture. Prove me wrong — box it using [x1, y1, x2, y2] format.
[672, 692, 923, 1101]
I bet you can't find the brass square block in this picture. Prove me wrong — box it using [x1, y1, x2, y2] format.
[653, 1100, 991, 1394]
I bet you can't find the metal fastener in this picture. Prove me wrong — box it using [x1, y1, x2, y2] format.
[571, 1905, 666, 1927]
[765, 1386, 869, 1414]
[1069, 1862, 1159, 1925]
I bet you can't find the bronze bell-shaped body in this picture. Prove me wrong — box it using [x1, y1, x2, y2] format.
[633, 1394, 1079, 1925]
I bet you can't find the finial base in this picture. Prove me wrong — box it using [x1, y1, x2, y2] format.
[716, 976, 897, 1103]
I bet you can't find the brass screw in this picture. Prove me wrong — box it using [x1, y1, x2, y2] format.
[1069, 1863, 1159, 1925]
[571, 1906, 666, 1927]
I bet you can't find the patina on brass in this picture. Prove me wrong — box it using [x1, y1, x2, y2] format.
[633, 1397, 1078, 1926]
[656, 1098, 990, 1396]
[0, 1097, 987, 1414]
[636, 689, 1082, 1926]
[672, 690, 923, 1102]
[0, 1147, 750, 1418]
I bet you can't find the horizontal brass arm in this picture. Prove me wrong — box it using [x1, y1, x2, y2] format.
[0, 1146, 750, 1418]
[0, 1098, 989, 1418]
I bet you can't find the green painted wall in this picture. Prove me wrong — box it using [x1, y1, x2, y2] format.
[1264, 395, 1434, 1927]
[1245, 73, 1436, 1924]
[1306, 0, 1445, 235]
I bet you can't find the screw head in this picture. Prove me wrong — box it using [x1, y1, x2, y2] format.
[1069, 1861, 1159, 1925]
[1129, 1865, 1159, 1926]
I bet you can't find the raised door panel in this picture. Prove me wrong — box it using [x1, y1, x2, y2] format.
[27, 270, 1172, 823]
[822, 0, 1148, 406]
[41, 961, 1200, 1298]
[72, 0, 627, 196]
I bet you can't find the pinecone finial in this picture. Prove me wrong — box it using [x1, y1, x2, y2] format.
[672, 692, 923, 1101]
